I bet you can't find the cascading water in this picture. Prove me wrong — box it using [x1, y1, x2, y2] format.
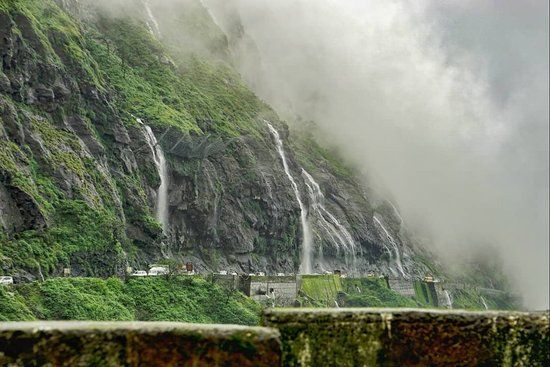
[302, 169, 357, 265]
[480, 296, 489, 310]
[389, 201, 404, 224]
[139, 119, 169, 234]
[265, 121, 313, 274]
[443, 289, 453, 309]
[142, 0, 161, 38]
[373, 215, 406, 277]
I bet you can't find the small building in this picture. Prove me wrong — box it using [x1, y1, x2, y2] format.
[240, 275, 297, 306]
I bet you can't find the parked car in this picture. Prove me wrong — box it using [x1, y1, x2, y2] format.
[219, 270, 228, 275]
[277, 273, 285, 276]
[131, 271, 148, 277]
[0, 276, 13, 285]
[256, 272, 265, 276]
[148, 266, 169, 276]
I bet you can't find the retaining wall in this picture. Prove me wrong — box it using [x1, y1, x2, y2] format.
[0, 321, 281, 367]
[1, 310, 548, 366]
[263, 308, 549, 367]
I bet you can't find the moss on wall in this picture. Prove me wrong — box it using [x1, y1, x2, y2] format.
[299, 275, 342, 307]
[263, 308, 550, 367]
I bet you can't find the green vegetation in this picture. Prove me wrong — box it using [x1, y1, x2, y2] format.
[299, 275, 343, 307]
[290, 125, 356, 183]
[413, 280, 439, 307]
[341, 277, 419, 308]
[0, 276, 261, 325]
[0, 286, 35, 321]
[299, 275, 418, 308]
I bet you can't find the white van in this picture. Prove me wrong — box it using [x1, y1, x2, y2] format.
[0, 276, 13, 285]
[148, 266, 169, 276]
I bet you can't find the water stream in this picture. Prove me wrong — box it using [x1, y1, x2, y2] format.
[481, 296, 489, 310]
[373, 215, 406, 277]
[142, 0, 161, 38]
[140, 120, 169, 233]
[265, 121, 313, 274]
[302, 169, 357, 265]
[443, 289, 453, 309]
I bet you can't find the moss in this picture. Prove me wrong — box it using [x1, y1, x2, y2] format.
[299, 275, 343, 307]
[341, 278, 418, 308]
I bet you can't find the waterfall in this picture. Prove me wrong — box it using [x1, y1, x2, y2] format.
[443, 289, 453, 309]
[334, 300, 340, 308]
[142, 0, 161, 38]
[373, 215, 406, 277]
[302, 169, 357, 264]
[480, 296, 489, 310]
[389, 201, 404, 224]
[139, 119, 169, 233]
[265, 121, 313, 274]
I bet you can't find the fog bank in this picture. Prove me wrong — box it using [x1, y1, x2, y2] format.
[204, 0, 549, 308]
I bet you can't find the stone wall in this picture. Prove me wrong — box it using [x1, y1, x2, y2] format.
[263, 308, 549, 367]
[1, 310, 548, 366]
[387, 277, 415, 298]
[241, 275, 298, 306]
[0, 321, 281, 367]
[211, 273, 240, 291]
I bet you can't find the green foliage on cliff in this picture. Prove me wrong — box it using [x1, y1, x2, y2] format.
[0, 286, 35, 321]
[0, 276, 261, 325]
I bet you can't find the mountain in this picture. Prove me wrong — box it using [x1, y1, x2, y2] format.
[1, 0, 438, 281]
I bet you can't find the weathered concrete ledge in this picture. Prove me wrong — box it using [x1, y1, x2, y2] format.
[0, 321, 281, 367]
[263, 308, 549, 367]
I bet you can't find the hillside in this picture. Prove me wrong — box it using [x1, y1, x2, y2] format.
[0, 0, 432, 280]
[0, 0, 523, 318]
[0, 276, 260, 324]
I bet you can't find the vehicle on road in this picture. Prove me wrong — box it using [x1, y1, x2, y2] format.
[148, 266, 169, 276]
[131, 271, 148, 277]
[0, 276, 13, 285]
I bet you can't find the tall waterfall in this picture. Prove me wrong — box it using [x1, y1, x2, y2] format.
[373, 215, 406, 277]
[142, 0, 161, 38]
[443, 289, 453, 309]
[140, 120, 169, 233]
[480, 296, 489, 310]
[265, 121, 313, 274]
[302, 169, 357, 264]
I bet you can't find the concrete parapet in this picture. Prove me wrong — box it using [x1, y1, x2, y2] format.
[263, 308, 549, 367]
[0, 321, 281, 367]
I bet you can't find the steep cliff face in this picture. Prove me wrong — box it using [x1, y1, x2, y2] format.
[0, 0, 427, 280]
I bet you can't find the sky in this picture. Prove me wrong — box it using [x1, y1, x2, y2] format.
[204, 0, 549, 309]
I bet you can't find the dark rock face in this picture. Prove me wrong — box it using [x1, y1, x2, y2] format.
[263, 308, 550, 367]
[0, 0, 422, 279]
[0, 321, 281, 367]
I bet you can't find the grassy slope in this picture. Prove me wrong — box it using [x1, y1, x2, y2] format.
[0, 276, 261, 325]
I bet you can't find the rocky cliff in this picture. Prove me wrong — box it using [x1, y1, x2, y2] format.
[0, 0, 429, 280]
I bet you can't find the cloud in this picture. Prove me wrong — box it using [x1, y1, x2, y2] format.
[205, 0, 549, 309]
